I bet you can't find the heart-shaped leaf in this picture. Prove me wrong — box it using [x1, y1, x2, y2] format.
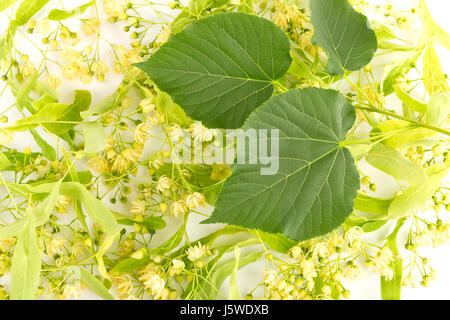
[136, 12, 292, 129]
[310, 0, 377, 76]
[203, 88, 359, 241]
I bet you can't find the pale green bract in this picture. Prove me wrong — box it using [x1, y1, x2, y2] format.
[0, 181, 60, 239]
[310, 0, 377, 76]
[204, 88, 360, 242]
[380, 219, 403, 300]
[136, 12, 292, 129]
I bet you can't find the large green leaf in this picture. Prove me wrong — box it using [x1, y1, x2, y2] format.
[10, 210, 41, 300]
[310, 0, 377, 76]
[136, 12, 292, 129]
[203, 88, 359, 241]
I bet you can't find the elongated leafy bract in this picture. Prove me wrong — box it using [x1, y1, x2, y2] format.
[48, 1, 93, 20]
[310, 0, 377, 76]
[10, 211, 41, 300]
[366, 143, 427, 185]
[13, 0, 50, 27]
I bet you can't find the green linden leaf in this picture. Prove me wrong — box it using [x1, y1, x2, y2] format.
[135, 12, 292, 129]
[203, 88, 360, 241]
[10, 210, 41, 300]
[47, 1, 94, 21]
[310, 0, 377, 76]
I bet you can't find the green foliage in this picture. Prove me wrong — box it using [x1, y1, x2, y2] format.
[377, 120, 437, 148]
[310, 0, 377, 76]
[198, 250, 263, 299]
[136, 12, 292, 128]
[10, 210, 41, 300]
[366, 143, 428, 185]
[155, 88, 193, 127]
[380, 219, 404, 300]
[0, 0, 17, 12]
[0, 181, 60, 239]
[82, 122, 106, 154]
[61, 182, 119, 236]
[427, 92, 450, 126]
[388, 164, 449, 219]
[0, 152, 11, 170]
[394, 85, 427, 114]
[251, 230, 296, 254]
[12, 0, 50, 27]
[0, 0, 448, 302]
[382, 51, 421, 96]
[423, 46, 447, 95]
[8, 90, 91, 134]
[77, 267, 115, 300]
[47, 1, 94, 21]
[111, 255, 151, 274]
[353, 193, 391, 217]
[204, 88, 359, 241]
